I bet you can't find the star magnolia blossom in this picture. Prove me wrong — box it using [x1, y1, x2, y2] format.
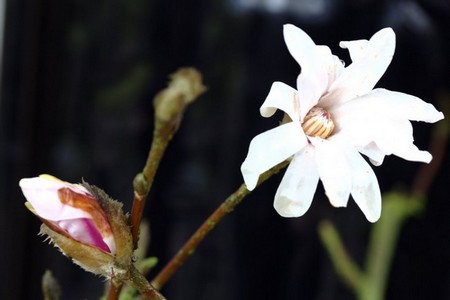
[19, 174, 116, 253]
[241, 24, 444, 222]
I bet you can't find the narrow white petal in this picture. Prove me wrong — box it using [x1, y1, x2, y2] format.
[260, 81, 300, 121]
[241, 122, 308, 190]
[357, 142, 385, 166]
[332, 88, 443, 163]
[312, 137, 351, 207]
[321, 28, 396, 108]
[312, 137, 382, 222]
[296, 63, 328, 122]
[283, 24, 320, 71]
[337, 106, 432, 163]
[334, 88, 444, 124]
[283, 24, 334, 121]
[367, 118, 433, 163]
[362, 89, 444, 122]
[340, 28, 394, 65]
[274, 145, 319, 217]
[328, 55, 345, 84]
[331, 101, 377, 147]
[339, 39, 368, 63]
[346, 149, 382, 222]
[379, 138, 433, 163]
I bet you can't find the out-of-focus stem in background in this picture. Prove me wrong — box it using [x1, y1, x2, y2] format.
[319, 95, 449, 300]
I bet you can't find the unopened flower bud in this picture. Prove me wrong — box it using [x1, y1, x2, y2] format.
[42, 270, 61, 300]
[154, 67, 206, 129]
[19, 175, 133, 279]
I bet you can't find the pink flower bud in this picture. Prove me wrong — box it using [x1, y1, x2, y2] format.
[19, 174, 116, 254]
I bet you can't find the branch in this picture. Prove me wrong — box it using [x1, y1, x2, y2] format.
[151, 160, 289, 290]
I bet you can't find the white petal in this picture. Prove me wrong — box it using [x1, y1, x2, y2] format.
[241, 122, 308, 190]
[320, 28, 396, 108]
[357, 142, 385, 166]
[296, 60, 329, 122]
[260, 81, 299, 121]
[331, 100, 377, 147]
[378, 134, 433, 163]
[312, 137, 382, 222]
[283, 24, 321, 73]
[334, 88, 444, 124]
[312, 137, 352, 207]
[328, 55, 345, 84]
[332, 88, 443, 163]
[339, 38, 368, 63]
[338, 111, 431, 163]
[361, 89, 443, 122]
[368, 117, 433, 163]
[274, 145, 319, 217]
[19, 176, 91, 221]
[283, 24, 334, 121]
[339, 28, 394, 65]
[346, 149, 382, 222]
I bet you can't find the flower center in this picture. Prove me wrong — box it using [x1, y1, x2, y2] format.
[302, 106, 334, 139]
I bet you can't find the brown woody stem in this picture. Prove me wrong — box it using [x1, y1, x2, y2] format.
[106, 282, 122, 300]
[107, 68, 205, 300]
[151, 160, 289, 290]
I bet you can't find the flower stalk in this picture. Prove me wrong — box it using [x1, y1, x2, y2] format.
[130, 67, 206, 247]
[107, 68, 206, 300]
[127, 265, 166, 300]
[151, 159, 289, 290]
[106, 284, 120, 300]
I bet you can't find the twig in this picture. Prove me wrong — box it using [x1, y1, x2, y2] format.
[151, 160, 289, 290]
[106, 68, 206, 300]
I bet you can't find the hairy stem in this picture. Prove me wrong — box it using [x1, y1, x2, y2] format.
[107, 68, 205, 300]
[130, 67, 206, 248]
[131, 124, 171, 247]
[127, 265, 166, 300]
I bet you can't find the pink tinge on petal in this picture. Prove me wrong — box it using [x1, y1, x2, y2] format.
[57, 218, 112, 253]
[19, 177, 92, 221]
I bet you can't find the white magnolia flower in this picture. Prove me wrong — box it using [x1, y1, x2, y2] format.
[241, 24, 444, 222]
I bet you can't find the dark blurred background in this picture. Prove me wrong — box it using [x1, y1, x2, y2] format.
[1, 0, 449, 299]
